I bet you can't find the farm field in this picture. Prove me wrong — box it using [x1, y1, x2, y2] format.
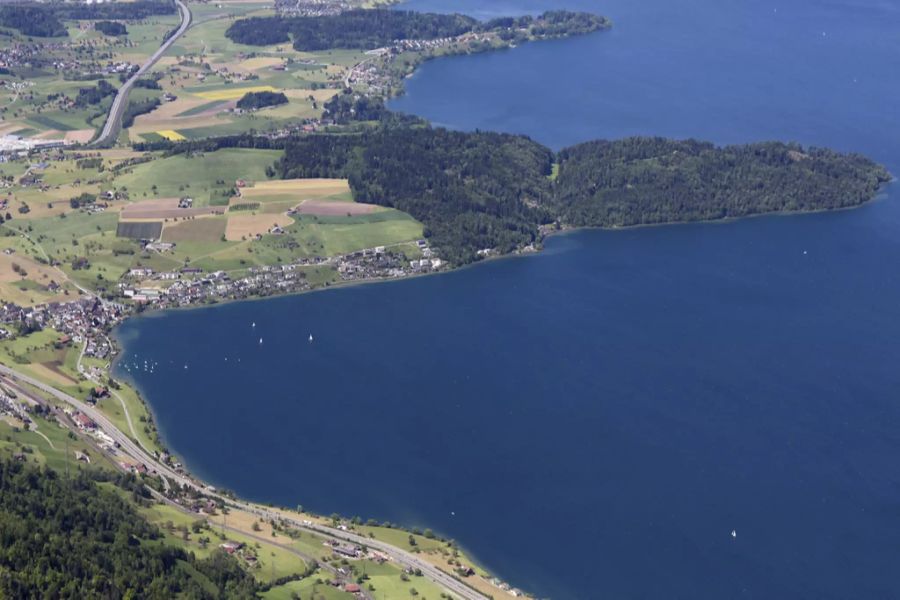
[0, 12, 180, 141]
[123, 5, 360, 142]
[1, 149, 423, 293]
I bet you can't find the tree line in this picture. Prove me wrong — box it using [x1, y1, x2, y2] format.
[225, 9, 607, 52]
[226, 9, 476, 50]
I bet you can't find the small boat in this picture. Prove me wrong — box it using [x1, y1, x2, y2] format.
[308, 334, 314, 343]
[259, 338, 263, 344]
[731, 530, 737, 538]
[252, 322, 256, 328]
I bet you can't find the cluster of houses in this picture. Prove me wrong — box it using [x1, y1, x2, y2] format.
[0, 389, 31, 427]
[0, 40, 68, 72]
[275, 0, 359, 17]
[0, 297, 124, 360]
[345, 32, 494, 94]
[119, 239, 444, 308]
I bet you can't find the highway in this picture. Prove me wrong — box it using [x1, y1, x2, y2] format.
[0, 362, 489, 600]
[92, 0, 192, 147]
[242, 505, 491, 600]
[0, 363, 190, 487]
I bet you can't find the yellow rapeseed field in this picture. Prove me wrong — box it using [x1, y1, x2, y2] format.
[156, 130, 186, 141]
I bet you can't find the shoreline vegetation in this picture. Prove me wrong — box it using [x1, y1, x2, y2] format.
[0, 2, 895, 598]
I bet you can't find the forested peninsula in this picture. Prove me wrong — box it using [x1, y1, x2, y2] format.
[225, 9, 610, 51]
[138, 127, 891, 265]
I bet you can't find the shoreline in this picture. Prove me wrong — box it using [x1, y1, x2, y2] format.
[102, 189, 894, 599]
[109, 176, 896, 478]
[114, 175, 896, 324]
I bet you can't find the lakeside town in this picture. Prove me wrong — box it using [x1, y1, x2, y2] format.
[0, 237, 446, 361]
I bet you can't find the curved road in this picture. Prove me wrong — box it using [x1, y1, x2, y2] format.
[93, 0, 192, 147]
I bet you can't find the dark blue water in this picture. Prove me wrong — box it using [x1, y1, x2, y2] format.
[116, 0, 900, 598]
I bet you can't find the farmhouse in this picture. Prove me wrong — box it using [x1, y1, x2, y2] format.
[72, 412, 95, 430]
[220, 541, 244, 554]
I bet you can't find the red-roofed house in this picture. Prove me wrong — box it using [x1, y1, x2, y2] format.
[72, 412, 95, 430]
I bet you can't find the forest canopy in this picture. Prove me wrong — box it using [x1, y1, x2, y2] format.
[0, 459, 258, 599]
[225, 9, 608, 51]
[94, 20, 128, 36]
[276, 128, 890, 263]
[553, 138, 892, 227]
[0, 1, 174, 36]
[236, 90, 289, 111]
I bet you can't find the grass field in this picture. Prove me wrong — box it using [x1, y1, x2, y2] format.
[114, 148, 281, 206]
[262, 579, 352, 600]
[0, 252, 74, 306]
[0, 415, 115, 474]
[162, 217, 228, 242]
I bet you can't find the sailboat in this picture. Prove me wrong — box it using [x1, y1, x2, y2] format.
[308, 334, 314, 343]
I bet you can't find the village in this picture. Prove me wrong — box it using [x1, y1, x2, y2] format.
[121, 238, 444, 306]
[0, 235, 444, 372]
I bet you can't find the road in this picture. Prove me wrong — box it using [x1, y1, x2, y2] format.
[0, 362, 488, 600]
[0, 363, 189, 487]
[235, 504, 489, 600]
[76, 340, 145, 452]
[93, 0, 192, 147]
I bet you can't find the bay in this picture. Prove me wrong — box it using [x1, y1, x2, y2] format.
[117, 0, 900, 597]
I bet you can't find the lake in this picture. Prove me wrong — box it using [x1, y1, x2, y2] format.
[116, 0, 900, 598]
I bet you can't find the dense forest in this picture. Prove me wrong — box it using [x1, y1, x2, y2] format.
[0, 459, 258, 598]
[225, 9, 607, 51]
[236, 90, 288, 111]
[94, 20, 128, 36]
[50, 0, 175, 21]
[133, 126, 890, 265]
[553, 138, 892, 226]
[226, 10, 475, 50]
[0, 5, 66, 37]
[278, 127, 555, 263]
[277, 127, 890, 263]
[0, 1, 174, 37]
